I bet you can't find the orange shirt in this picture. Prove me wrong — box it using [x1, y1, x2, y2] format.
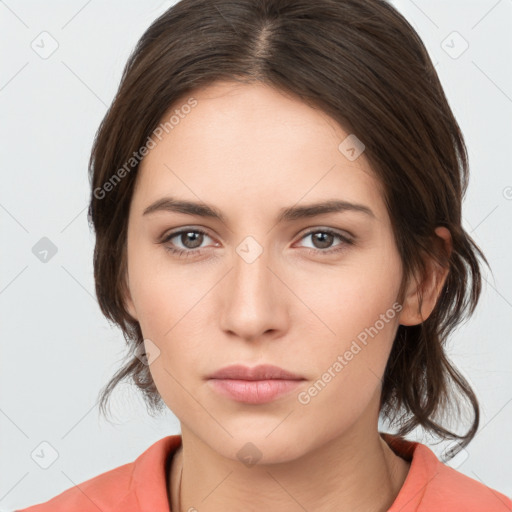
[15, 433, 512, 511]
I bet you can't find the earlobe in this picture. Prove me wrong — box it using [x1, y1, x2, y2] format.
[398, 226, 452, 326]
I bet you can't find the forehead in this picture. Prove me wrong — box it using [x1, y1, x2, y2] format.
[132, 81, 385, 220]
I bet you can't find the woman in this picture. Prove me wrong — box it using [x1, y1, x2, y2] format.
[17, 0, 512, 510]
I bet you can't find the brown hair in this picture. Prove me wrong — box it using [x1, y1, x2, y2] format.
[88, 0, 488, 460]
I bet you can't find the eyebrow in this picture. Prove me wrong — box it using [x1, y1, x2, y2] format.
[142, 196, 375, 222]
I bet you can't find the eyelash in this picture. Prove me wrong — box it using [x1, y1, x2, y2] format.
[160, 227, 354, 259]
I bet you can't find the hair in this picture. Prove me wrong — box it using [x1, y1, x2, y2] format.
[88, 0, 489, 460]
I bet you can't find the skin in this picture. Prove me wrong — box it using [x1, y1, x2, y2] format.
[123, 81, 451, 512]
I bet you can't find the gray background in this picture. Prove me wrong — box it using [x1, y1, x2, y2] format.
[1, 0, 511, 509]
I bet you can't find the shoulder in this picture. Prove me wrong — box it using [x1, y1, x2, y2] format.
[382, 433, 512, 512]
[421, 456, 512, 511]
[14, 462, 134, 512]
[14, 435, 181, 512]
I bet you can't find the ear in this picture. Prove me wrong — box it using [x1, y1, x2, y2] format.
[398, 226, 452, 326]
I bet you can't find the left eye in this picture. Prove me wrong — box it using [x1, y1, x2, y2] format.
[160, 227, 354, 257]
[297, 228, 353, 252]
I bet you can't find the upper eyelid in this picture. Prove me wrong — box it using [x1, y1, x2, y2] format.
[163, 226, 214, 242]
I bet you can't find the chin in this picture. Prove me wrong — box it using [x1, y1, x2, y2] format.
[207, 425, 311, 466]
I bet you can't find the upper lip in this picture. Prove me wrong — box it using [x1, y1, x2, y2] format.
[208, 364, 305, 381]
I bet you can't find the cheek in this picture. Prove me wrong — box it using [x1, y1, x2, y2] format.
[133, 277, 204, 369]
[128, 250, 211, 370]
[127, 240, 195, 334]
[294, 272, 401, 428]
[132, 273, 205, 413]
[289, 240, 402, 388]
[294, 241, 401, 339]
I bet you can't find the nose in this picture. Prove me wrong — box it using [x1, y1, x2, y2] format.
[218, 237, 289, 342]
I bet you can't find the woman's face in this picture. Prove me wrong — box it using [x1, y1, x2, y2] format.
[123, 81, 413, 462]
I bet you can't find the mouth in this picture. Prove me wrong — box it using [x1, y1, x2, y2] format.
[207, 364, 306, 404]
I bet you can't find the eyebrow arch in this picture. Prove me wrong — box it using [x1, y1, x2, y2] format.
[142, 196, 375, 222]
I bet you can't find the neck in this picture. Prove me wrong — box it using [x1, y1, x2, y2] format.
[168, 426, 410, 512]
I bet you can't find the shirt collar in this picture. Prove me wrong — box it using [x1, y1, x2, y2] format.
[115, 432, 433, 512]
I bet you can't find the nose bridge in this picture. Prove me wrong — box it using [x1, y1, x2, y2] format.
[231, 234, 274, 303]
[219, 233, 287, 339]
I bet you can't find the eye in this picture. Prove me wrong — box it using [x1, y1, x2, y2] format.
[160, 228, 215, 258]
[159, 227, 355, 259]
[295, 228, 354, 255]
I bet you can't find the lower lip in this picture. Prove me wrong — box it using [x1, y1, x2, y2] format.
[208, 378, 304, 404]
